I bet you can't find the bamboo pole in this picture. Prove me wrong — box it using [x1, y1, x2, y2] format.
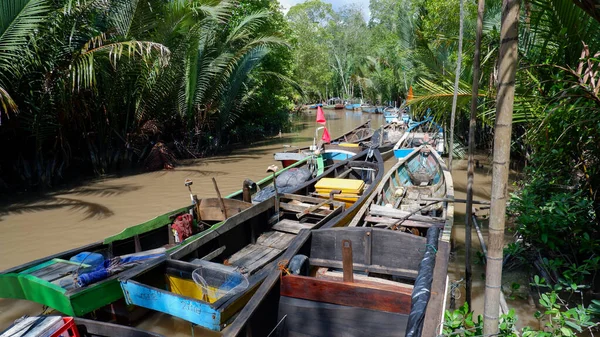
[448, 0, 465, 171]
[466, 0, 486, 308]
[483, 0, 520, 333]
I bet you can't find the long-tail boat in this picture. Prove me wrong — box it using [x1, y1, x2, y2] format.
[118, 149, 385, 332]
[0, 316, 165, 337]
[0, 157, 317, 316]
[221, 145, 454, 337]
[393, 115, 445, 157]
[275, 120, 373, 168]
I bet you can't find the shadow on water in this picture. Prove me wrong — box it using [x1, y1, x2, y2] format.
[0, 184, 142, 222]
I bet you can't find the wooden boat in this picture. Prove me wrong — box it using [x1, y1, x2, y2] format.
[0, 158, 317, 316]
[275, 120, 374, 168]
[308, 103, 322, 109]
[118, 149, 385, 332]
[0, 316, 164, 337]
[344, 103, 361, 110]
[359, 122, 407, 160]
[222, 226, 451, 337]
[393, 115, 445, 157]
[73, 318, 165, 337]
[322, 104, 335, 110]
[349, 145, 453, 240]
[222, 146, 453, 337]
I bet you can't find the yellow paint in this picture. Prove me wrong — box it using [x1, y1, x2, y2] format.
[166, 275, 221, 303]
[315, 178, 364, 194]
[338, 143, 359, 148]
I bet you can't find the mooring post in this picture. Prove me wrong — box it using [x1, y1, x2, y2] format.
[342, 239, 354, 283]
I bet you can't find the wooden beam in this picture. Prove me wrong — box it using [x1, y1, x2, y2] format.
[369, 204, 444, 223]
[280, 275, 412, 314]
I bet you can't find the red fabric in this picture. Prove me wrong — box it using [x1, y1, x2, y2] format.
[172, 213, 194, 242]
[316, 106, 326, 125]
[322, 127, 331, 143]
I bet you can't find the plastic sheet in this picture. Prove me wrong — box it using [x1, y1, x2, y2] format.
[192, 264, 248, 303]
[405, 226, 440, 337]
[253, 167, 313, 202]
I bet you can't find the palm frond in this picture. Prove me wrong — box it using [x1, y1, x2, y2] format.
[226, 10, 270, 44]
[0, 0, 51, 73]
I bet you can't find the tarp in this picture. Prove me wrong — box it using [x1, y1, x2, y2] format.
[405, 226, 440, 337]
[77, 253, 163, 287]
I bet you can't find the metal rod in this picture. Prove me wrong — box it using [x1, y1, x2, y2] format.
[421, 197, 490, 205]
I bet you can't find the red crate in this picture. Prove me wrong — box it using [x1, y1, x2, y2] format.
[49, 317, 80, 337]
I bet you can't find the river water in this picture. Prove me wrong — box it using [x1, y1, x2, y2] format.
[0, 109, 535, 335]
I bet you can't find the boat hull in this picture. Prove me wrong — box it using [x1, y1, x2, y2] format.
[118, 150, 385, 332]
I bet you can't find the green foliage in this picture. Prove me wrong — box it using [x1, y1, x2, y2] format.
[0, 0, 297, 188]
[443, 303, 483, 337]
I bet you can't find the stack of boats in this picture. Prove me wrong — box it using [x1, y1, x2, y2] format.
[0, 120, 454, 337]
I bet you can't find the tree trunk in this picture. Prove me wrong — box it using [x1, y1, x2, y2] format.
[483, 0, 520, 334]
[465, 0, 486, 308]
[448, 0, 465, 171]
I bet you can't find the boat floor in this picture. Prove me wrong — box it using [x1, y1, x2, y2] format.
[227, 217, 322, 275]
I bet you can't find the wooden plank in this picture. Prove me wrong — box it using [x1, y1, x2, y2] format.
[421, 240, 451, 337]
[278, 296, 409, 337]
[341, 240, 354, 283]
[369, 204, 444, 223]
[371, 229, 426, 271]
[228, 244, 282, 275]
[309, 228, 372, 265]
[280, 275, 412, 314]
[364, 216, 444, 228]
[256, 231, 296, 250]
[220, 230, 312, 337]
[317, 271, 414, 292]
[168, 198, 274, 261]
[309, 258, 418, 279]
[200, 246, 226, 261]
[272, 219, 317, 234]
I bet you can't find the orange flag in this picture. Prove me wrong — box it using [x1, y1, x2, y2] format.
[316, 106, 326, 125]
[407, 86, 414, 102]
[322, 127, 331, 143]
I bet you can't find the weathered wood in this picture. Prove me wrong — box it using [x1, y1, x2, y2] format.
[317, 271, 414, 292]
[169, 198, 274, 260]
[74, 318, 165, 337]
[228, 244, 282, 275]
[256, 231, 296, 250]
[199, 246, 226, 261]
[280, 275, 412, 314]
[221, 230, 312, 337]
[272, 219, 317, 234]
[341, 240, 354, 283]
[212, 177, 228, 219]
[369, 204, 444, 223]
[422, 240, 450, 337]
[277, 296, 409, 337]
[364, 216, 444, 228]
[196, 198, 252, 221]
[371, 230, 426, 271]
[309, 258, 418, 279]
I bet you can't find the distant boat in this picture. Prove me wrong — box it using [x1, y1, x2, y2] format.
[361, 105, 385, 114]
[345, 103, 361, 110]
[394, 114, 445, 157]
[308, 103, 323, 109]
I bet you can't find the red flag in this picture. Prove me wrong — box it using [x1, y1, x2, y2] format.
[322, 127, 331, 143]
[316, 106, 326, 125]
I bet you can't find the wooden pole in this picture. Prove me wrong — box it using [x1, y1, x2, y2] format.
[448, 0, 465, 171]
[466, 0, 486, 308]
[483, 0, 519, 333]
[342, 239, 354, 283]
[211, 177, 228, 219]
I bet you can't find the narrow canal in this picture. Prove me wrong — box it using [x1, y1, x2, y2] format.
[0, 110, 534, 335]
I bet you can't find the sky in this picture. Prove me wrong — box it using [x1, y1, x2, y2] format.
[278, 0, 371, 18]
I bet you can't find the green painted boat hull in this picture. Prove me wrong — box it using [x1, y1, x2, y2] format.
[0, 157, 312, 316]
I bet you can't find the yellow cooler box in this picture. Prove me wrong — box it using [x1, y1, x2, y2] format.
[314, 178, 364, 207]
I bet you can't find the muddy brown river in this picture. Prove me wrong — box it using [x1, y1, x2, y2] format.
[0, 109, 536, 335]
